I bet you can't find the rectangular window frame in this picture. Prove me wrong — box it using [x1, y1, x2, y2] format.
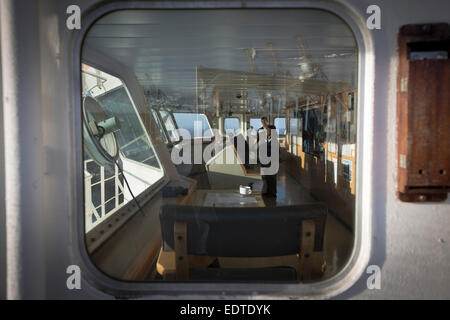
[80, 58, 169, 254]
[249, 118, 262, 132]
[223, 117, 241, 134]
[158, 109, 182, 144]
[288, 112, 302, 154]
[173, 112, 215, 140]
[72, 2, 374, 300]
[151, 108, 170, 145]
[274, 117, 287, 136]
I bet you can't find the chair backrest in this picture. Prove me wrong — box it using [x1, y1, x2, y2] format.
[159, 204, 327, 257]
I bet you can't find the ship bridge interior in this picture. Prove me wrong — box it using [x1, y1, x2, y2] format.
[81, 9, 358, 282]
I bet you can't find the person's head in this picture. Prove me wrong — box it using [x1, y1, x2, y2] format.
[261, 116, 269, 129]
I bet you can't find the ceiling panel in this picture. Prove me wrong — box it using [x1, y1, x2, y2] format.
[84, 9, 358, 108]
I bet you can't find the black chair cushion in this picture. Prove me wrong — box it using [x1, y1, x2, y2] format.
[160, 204, 327, 257]
[189, 266, 297, 281]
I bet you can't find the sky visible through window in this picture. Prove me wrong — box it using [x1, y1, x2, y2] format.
[224, 118, 240, 133]
[173, 113, 213, 138]
[249, 118, 262, 132]
[274, 118, 286, 135]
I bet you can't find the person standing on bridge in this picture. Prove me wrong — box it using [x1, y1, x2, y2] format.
[257, 116, 278, 198]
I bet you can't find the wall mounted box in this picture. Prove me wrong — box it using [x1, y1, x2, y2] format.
[397, 24, 449, 202]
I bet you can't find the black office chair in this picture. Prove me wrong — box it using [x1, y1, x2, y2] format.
[159, 204, 327, 282]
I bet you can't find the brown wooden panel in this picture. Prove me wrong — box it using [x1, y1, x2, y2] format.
[174, 221, 189, 280]
[397, 23, 450, 202]
[407, 60, 449, 186]
[299, 220, 315, 281]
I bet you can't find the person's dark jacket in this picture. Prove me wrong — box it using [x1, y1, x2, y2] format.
[257, 125, 276, 167]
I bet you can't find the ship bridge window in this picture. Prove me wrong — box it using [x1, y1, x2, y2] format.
[224, 118, 240, 134]
[81, 8, 358, 287]
[290, 117, 300, 135]
[249, 118, 262, 132]
[159, 110, 181, 143]
[82, 64, 164, 234]
[151, 109, 169, 144]
[274, 117, 287, 135]
[173, 112, 214, 139]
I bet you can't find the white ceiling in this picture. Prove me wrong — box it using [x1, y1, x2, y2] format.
[84, 9, 358, 108]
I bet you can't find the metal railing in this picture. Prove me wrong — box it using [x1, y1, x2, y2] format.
[84, 159, 125, 232]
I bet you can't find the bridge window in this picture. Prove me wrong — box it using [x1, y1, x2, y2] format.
[82, 64, 164, 233]
[274, 117, 287, 135]
[173, 113, 214, 139]
[151, 109, 169, 144]
[81, 7, 359, 288]
[249, 118, 262, 132]
[224, 118, 240, 133]
[159, 111, 181, 143]
[290, 117, 300, 135]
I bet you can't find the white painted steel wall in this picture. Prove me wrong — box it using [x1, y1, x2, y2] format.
[0, 0, 449, 299]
